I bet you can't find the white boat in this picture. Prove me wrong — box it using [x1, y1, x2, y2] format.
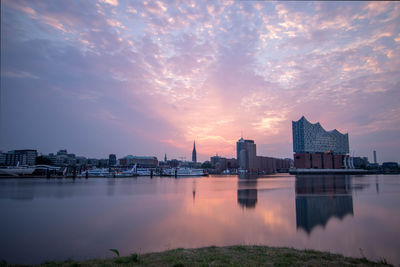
[136, 168, 152, 176]
[79, 168, 110, 177]
[115, 166, 138, 177]
[117, 165, 151, 177]
[0, 166, 36, 176]
[163, 167, 207, 177]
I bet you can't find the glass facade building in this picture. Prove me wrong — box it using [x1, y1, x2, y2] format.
[292, 116, 349, 154]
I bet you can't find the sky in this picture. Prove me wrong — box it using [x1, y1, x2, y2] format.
[1, 0, 399, 163]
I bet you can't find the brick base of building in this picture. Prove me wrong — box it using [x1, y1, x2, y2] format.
[294, 153, 348, 169]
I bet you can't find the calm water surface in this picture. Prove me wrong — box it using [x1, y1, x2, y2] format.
[0, 174, 399, 264]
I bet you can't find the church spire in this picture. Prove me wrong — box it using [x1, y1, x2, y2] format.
[192, 140, 197, 163]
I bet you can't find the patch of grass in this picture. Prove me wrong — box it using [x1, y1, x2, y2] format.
[10, 245, 394, 267]
[274, 253, 297, 266]
[233, 245, 246, 251]
[304, 249, 317, 254]
[62, 259, 80, 267]
[113, 253, 140, 264]
[41, 261, 60, 266]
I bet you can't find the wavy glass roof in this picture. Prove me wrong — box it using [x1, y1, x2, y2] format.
[292, 116, 349, 154]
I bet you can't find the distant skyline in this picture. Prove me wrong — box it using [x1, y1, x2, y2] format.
[1, 1, 399, 163]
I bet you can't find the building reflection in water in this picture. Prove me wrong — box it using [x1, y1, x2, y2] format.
[295, 175, 353, 234]
[192, 180, 196, 203]
[237, 173, 258, 209]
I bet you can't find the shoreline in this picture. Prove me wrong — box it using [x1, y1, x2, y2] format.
[4, 245, 392, 266]
[1, 171, 399, 179]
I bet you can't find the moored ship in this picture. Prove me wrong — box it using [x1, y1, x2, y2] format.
[162, 167, 207, 177]
[0, 166, 36, 176]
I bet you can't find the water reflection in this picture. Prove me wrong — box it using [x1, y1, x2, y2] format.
[237, 173, 259, 209]
[295, 175, 354, 234]
[0, 178, 151, 200]
[1, 175, 399, 265]
[192, 180, 196, 202]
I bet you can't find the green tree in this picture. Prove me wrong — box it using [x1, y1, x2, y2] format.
[201, 161, 214, 169]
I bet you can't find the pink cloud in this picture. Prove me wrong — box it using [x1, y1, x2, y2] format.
[2, 1, 399, 162]
[99, 0, 118, 7]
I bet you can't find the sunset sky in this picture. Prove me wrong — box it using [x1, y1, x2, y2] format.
[1, 0, 399, 163]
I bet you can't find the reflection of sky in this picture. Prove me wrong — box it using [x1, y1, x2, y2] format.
[0, 175, 399, 265]
[1, 1, 400, 162]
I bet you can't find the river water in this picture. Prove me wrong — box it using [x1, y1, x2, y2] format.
[0, 174, 399, 264]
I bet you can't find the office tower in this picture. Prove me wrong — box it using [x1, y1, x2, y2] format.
[192, 141, 197, 163]
[235, 137, 292, 173]
[373, 150, 377, 164]
[108, 154, 116, 166]
[236, 138, 256, 171]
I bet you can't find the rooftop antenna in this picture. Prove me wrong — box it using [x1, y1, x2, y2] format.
[241, 130, 243, 138]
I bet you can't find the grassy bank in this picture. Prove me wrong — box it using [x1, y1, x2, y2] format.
[5, 246, 391, 267]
